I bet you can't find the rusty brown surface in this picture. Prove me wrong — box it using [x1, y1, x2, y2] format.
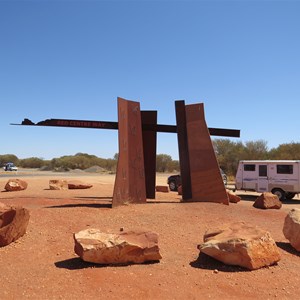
[16, 118, 240, 138]
[175, 100, 192, 201]
[141, 111, 157, 199]
[112, 98, 147, 207]
[185, 103, 229, 205]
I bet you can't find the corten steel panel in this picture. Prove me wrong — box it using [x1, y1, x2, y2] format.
[112, 98, 147, 207]
[141, 111, 157, 199]
[185, 103, 229, 205]
[175, 100, 192, 200]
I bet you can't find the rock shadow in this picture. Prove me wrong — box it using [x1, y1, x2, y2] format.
[276, 241, 300, 257]
[236, 194, 257, 202]
[55, 257, 95, 270]
[55, 257, 159, 270]
[281, 198, 300, 205]
[190, 252, 250, 273]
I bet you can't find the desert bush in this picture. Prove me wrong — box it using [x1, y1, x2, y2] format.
[0, 154, 19, 167]
[19, 157, 45, 168]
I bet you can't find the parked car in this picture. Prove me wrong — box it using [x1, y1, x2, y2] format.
[167, 168, 227, 191]
[3, 162, 18, 171]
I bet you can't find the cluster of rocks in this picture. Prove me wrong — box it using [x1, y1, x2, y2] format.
[49, 179, 93, 190]
[2, 180, 300, 270]
[3, 179, 93, 192]
[227, 190, 283, 209]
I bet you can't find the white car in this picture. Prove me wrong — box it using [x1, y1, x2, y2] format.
[3, 163, 18, 171]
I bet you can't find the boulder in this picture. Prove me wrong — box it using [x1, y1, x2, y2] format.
[155, 185, 169, 193]
[0, 202, 30, 247]
[198, 222, 280, 270]
[226, 189, 241, 203]
[74, 228, 162, 265]
[4, 179, 28, 191]
[68, 180, 93, 189]
[283, 208, 300, 251]
[49, 179, 68, 190]
[253, 192, 282, 209]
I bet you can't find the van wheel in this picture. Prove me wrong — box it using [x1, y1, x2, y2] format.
[271, 188, 285, 201]
[286, 192, 296, 200]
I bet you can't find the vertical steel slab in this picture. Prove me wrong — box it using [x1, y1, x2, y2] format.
[185, 103, 229, 205]
[141, 111, 157, 199]
[112, 97, 147, 207]
[175, 100, 192, 200]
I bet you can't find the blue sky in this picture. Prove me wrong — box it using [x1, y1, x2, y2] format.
[1, 0, 300, 160]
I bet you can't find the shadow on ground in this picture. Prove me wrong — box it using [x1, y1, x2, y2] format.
[55, 257, 159, 270]
[276, 242, 300, 257]
[190, 252, 249, 273]
[46, 198, 112, 209]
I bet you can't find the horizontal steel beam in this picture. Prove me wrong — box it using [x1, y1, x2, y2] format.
[12, 118, 240, 138]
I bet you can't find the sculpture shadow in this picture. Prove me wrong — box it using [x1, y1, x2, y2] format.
[190, 252, 250, 273]
[147, 200, 181, 204]
[276, 241, 300, 257]
[55, 257, 159, 270]
[46, 202, 112, 209]
[75, 196, 113, 200]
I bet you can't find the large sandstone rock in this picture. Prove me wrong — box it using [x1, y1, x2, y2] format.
[0, 202, 30, 247]
[283, 208, 300, 251]
[67, 180, 93, 189]
[49, 179, 68, 190]
[198, 222, 280, 270]
[74, 228, 162, 265]
[226, 189, 241, 203]
[4, 179, 28, 191]
[253, 192, 282, 209]
[155, 185, 169, 193]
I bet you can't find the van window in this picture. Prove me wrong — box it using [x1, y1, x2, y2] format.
[277, 165, 293, 174]
[244, 164, 255, 171]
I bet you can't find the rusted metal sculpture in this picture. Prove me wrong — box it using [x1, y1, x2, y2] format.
[112, 98, 147, 207]
[176, 100, 229, 204]
[14, 97, 240, 206]
[185, 103, 228, 204]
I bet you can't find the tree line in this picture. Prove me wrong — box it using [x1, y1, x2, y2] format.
[1, 140, 300, 176]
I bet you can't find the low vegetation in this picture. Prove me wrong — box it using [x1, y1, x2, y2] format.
[1, 140, 300, 176]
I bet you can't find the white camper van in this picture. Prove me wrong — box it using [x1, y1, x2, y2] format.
[235, 160, 300, 200]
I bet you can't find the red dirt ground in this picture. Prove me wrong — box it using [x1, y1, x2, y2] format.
[1, 171, 300, 299]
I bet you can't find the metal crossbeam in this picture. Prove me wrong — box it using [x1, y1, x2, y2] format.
[12, 118, 240, 138]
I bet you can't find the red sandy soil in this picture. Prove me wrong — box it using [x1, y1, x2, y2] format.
[1, 170, 300, 299]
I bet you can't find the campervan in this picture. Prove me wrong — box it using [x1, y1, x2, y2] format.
[235, 160, 300, 200]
